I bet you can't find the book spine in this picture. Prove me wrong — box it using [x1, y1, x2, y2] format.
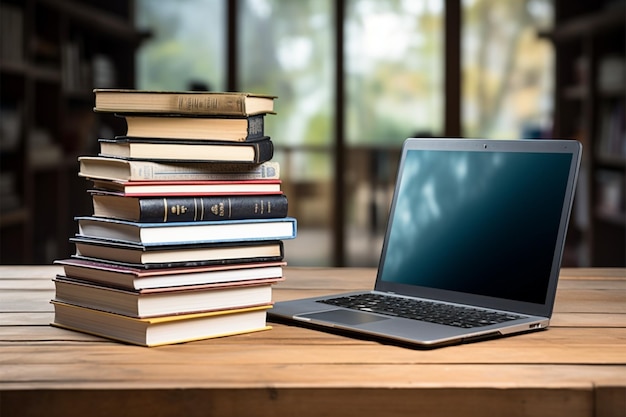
[246, 115, 264, 139]
[89, 254, 285, 269]
[176, 94, 246, 115]
[127, 161, 280, 180]
[253, 139, 274, 164]
[138, 195, 288, 222]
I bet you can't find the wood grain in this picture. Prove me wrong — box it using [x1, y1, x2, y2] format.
[1, 266, 625, 417]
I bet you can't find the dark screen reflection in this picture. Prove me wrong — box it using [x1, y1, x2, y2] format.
[379, 149, 572, 305]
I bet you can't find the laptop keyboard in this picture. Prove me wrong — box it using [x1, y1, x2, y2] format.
[317, 293, 523, 329]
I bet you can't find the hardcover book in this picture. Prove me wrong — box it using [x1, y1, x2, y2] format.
[51, 300, 272, 347]
[91, 193, 288, 222]
[69, 237, 285, 268]
[54, 258, 286, 291]
[50, 88, 288, 347]
[75, 216, 298, 246]
[122, 113, 265, 142]
[78, 157, 280, 182]
[98, 137, 274, 163]
[53, 275, 282, 318]
[93, 89, 276, 116]
[88, 179, 282, 196]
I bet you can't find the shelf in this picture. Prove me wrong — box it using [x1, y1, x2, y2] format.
[599, 86, 626, 98]
[0, 60, 29, 75]
[595, 208, 626, 226]
[0, 0, 142, 264]
[0, 61, 61, 81]
[38, 0, 148, 43]
[561, 85, 625, 101]
[0, 61, 62, 83]
[562, 85, 588, 100]
[596, 154, 626, 168]
[543, 5, 626, 41]
[0, 207, 30, 228]
[549, 1, 626, 267]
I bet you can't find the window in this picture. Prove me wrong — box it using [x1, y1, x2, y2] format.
[345, 0, 444, 145]
[239, 0, 335, 266]
[462, 0, 554, 139]
[135, 0, 554, 267]
[344, 0, 444, 266]
[136, 0, 226, 91]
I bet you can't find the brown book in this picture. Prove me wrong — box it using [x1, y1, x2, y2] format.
[88, 179, 282, 196]
[93, 89, 276, 116]
[98, 137, 274, 163]
[122, 113, 265, 142]
[51, 301, 272, 347]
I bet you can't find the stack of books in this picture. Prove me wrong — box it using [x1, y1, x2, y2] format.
[52, 89, 297, 347]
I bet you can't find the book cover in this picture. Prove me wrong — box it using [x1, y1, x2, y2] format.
[75, 216, 298, 246]
[88, 178, 282, 196]
[93, 89, 276, 116]
[51, 300, 272, 347]
[53, 275, 281, 318]
[122, 113, 266, 142]
[98, 137, 274, 163]
[92, 193, 289, 222]
[69, 237, 285, 268]
[54, 258, 286, 290]
[78, 157, 280, 181]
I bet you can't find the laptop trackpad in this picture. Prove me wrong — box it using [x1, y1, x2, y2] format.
[299, 309, 390, 325]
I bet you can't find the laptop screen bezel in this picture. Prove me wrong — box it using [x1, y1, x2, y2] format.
[373, 138, 582, 317]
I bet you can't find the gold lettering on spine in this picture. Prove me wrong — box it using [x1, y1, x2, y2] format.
[176, 95, 244, 113]
[163, 198, 168, 222]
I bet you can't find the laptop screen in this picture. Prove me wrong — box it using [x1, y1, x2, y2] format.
[378, 141, 578, 307]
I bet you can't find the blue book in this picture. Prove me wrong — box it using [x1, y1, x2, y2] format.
[75, 216, 297, 246]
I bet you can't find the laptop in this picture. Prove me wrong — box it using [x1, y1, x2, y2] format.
[269, 138, 582, 348]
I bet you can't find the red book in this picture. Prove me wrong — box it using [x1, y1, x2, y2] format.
[89, 179, 282, 196]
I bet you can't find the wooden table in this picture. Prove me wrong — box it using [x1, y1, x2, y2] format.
[1, 266, 625, 417]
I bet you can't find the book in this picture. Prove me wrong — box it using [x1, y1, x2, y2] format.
[70, 237, 285, 268]
[88, 179, 282, 196]
[93, 89, 276, 116]
[122, 114, 265, 142]
[51, 300, 272, 347]
[91, 194, 289, 222]
[0, 4, 23, 64]
[75, 216, 298, 246]
[54, 258, 286, 290]
[98, 137, 274, 163]
[53, 275, 282, 318]
[78, 157, 280, 181]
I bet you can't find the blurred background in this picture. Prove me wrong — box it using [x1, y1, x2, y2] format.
[1, 0, 624, 267]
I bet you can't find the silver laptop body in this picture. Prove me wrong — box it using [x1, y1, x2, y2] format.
[269, 138, 582, 348]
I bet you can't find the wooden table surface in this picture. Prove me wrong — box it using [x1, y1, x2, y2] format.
[1, 265, 625, 417]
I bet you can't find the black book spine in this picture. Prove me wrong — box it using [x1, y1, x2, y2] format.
[138, 194, 288, 222]
[253, 138, 274, 163]
[246, 114, 265, 139]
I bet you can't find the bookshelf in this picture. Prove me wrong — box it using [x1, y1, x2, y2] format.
[544, 1, 626, 266]
[0, 0, 146, 263]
